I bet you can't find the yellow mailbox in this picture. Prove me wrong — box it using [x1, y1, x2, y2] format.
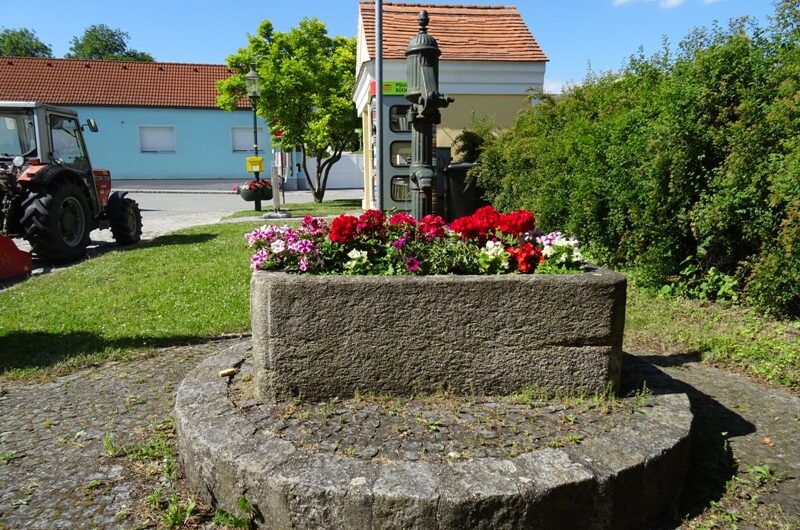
[246, 156, 264, 173]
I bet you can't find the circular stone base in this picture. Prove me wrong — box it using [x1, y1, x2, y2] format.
[176, 343, 692, 530]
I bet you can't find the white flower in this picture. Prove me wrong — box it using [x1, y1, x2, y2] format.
[347, 249, 368, 260]
[271, 239, 286, 254]
[483, 240, 505, 257]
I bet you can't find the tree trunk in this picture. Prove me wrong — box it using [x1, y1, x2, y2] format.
[299, 144, 345, 203]
[299, 145, 317, 197]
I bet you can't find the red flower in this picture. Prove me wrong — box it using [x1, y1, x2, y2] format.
[508, 243, 543, 273]
[389, 211, 417, 228]
[419, 214, 446, 239]
[329, 214, 359, 244]
[450, 215, 480, 239]
[473, 206, 500, 233]
[357, 209, 386, 237]
[498, 210, 536, 236]
[246, 179, 272, 192]
[451, 206, 500, 240]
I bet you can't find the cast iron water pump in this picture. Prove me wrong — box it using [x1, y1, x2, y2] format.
[404, 10, 453, 220]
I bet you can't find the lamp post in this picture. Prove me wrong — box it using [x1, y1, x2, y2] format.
[244, 64, 263, 212]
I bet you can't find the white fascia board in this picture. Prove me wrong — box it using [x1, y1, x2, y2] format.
[354, 59, 546, 114]
[356, 16, 371, 72]
[353, 62, 375, 115]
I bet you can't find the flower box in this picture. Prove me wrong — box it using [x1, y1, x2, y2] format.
[250, 267, 626, 402]
[239, 186, 272, 202]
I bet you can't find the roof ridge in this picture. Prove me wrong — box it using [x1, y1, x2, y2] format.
[0, 56, 231, 69]
[361, 1, 515, 10]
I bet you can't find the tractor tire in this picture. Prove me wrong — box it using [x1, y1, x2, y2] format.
[20, 178, 92, 263]
[108, 193, 142, 246]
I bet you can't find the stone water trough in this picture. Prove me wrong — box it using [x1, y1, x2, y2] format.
[251, 267, 627, 401]
[176, 267, 693, 529]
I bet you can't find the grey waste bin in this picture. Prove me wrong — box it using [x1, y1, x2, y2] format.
[442, 162, 489, 222]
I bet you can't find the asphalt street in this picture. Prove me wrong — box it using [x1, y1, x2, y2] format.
[7, 182, 362, 279]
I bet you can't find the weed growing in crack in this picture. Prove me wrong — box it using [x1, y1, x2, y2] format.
[213, 497, 255, 529]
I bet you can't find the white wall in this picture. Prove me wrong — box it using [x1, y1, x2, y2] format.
[304, 153, 364, 190]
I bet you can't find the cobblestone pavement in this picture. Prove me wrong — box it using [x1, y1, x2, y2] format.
[625, 353, 800, 522]
[230, 362, 646, 464]
[0, 341, 229, 529]
[0, 341, 798, 528]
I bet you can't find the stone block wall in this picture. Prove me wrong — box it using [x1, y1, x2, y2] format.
[250, 268, 626, 401]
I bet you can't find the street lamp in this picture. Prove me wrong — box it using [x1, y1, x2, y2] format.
[245, 64, 263, 212]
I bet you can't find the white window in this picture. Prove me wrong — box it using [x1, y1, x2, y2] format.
[232, 127, 266, 152]
[139, 126, 175, 153]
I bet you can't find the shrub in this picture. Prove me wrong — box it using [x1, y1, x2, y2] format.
[470, 2, 800, 317]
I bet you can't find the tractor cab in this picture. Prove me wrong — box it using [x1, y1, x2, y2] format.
[0, 102, 141, 280]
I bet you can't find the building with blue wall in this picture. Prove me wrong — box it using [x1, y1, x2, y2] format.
[73, 106, 266, 179]
[0, 57, 270, 181]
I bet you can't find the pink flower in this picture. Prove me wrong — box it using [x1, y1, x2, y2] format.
[300, 215, 328, 236]
[389, 211, 417, 227]
[251, 249, 269, 270]
[271, 240, 286, 254]
[405, 256, 420, 272]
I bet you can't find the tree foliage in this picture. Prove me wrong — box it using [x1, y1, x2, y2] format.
[217, 18, 358, 202]
[66, 24, 153, 61]
[471, 1, 800, 317]
[0, 28, 52, 57]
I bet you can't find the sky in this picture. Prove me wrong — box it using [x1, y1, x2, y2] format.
[1, 0, 777, 92]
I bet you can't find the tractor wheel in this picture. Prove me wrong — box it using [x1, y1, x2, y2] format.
[20, 179, 92, 263]
[108, 193, 142, 246]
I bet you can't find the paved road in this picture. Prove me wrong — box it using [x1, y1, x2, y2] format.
[7, 186, 363, 278]
[107, 187, 362, 241]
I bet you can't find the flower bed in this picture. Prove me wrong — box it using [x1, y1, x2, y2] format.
[246, 206, 584, 275]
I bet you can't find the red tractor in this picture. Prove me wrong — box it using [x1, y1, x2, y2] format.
[0, 101, 142, 281]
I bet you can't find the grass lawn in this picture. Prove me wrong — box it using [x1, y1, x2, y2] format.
[0, 221, 261, 381]
[223, 199, 362, 219]
[625, 288, 800, 393]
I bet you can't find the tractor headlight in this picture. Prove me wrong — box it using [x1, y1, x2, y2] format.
[12, 156, 24, 168]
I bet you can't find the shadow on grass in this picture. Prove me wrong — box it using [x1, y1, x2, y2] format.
[622, 353, 755, 525]
[0, 330, 212, 374]
[145, 233, 217, 248]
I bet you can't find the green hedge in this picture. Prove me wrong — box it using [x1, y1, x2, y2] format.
[472, 3, 800, 317]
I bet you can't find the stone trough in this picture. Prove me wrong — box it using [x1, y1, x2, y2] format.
[249, 267, 627, 402]
[177, 267, 693, 528]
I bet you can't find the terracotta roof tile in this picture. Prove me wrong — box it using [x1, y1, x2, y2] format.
[0, 57, 246, 109]
[359, 1, 547, 62]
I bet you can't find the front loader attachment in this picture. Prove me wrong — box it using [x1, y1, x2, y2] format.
[0, 235, 32, 281]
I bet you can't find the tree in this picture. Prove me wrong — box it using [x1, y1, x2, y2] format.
[0, 28, 52, 57]
[217, 18, 359, 202]
[66, 24, 153, 61]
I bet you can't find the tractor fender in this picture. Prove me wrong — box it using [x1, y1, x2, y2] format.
[106, 191, 130, 220]
[17, 164, 49, 182]
[19, 164, 78, 187]
[19, 166, 96, 220]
